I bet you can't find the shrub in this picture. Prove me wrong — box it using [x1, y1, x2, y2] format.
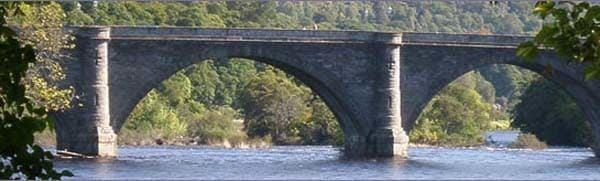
[509, 133, 547, 150]
[188, 107, 242, 143]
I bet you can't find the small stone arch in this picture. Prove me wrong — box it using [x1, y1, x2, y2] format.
[401, 44, 600, 155]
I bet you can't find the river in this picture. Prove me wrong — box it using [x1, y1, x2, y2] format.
[53, 145, 600, 180]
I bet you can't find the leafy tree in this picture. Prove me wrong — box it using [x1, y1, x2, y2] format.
[188, 106, 242, 143]
[185, 61, 221, 106]
[517, 1, 600, 79]
[95, 2, 135, 25]
[66, 9, 94, 25]
[156, 72, 192, 107]
[411, 80, 496, 146]
[373, 1, 390, 25]
[452, 72, 496, 104]
[212, 58, 257, 107]
[143, 2, 168, 25]
[175, 3, 226, 27]
[289, 98, 343, 145]
[240, 68, 309, 144]
[0, 3, 72, 179]
[8, 2, 75, 112]
[478, 65, 539, 106]
[124, 91, 187, 140]
[512, 79, 592, 146]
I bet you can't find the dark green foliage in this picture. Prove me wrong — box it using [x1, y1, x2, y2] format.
[62, 1, 541, 34]
[66, 9, 93, 25]
[517, 1, 600, 79]
[240, 68, 309, 144]
[0, 4, 71, 179]
[512, 79, 593, 146]
[478, 65, 539, 108]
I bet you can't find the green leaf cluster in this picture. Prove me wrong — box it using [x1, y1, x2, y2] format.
[7, 2, 75, 112]
[517, 1, 600, 79]
[410, 72, 504, 146]
[512, 78, 593, 147]
[0, 3, 71, 179]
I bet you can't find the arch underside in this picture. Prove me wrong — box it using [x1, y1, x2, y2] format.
[107, 40, 381, 141]
[400, 44, 600, 154]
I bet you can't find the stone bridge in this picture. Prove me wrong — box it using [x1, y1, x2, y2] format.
[53, 26, 600, 158]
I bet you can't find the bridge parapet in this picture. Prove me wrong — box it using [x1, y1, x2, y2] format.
[110, 26, 402, 44]
[401, 32, 533, 47]
[70, 26, 403, 44]
[71, 26, 536, 47]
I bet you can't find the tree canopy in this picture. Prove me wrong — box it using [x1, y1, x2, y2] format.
[0, 3, 71, 179]
[517, 1, 600, 79]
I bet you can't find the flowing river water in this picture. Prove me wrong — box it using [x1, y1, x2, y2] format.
[53, 145, 600, 180]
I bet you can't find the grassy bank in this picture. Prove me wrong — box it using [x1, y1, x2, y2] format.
[118, 127, 272, 148]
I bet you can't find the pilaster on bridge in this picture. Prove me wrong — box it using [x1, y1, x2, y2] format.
[55, 26, 116, 157]
[367, 37, 409, 157]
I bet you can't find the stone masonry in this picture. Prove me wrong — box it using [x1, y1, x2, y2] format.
[52, 26, 600, 158]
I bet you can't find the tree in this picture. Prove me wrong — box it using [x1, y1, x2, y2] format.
[8, 2, 75, 112]
[410, 81, 496, 146]
[0, 3, 71, 179]
[156, 72, 192, 107]
[125, 91, 187, 140]
[185, 61, 221, 106]
[517, 1, 600, 79]
[373, 1, 390, 24]
[512, 79, 592, 146]
[289, 98, 343, 145]
[212, 58, 257, 107]
[188, 106, 241, 143]
[240, 68, 309, 143]
[66, 9, 94, 25]
[478, 65, 539, 106]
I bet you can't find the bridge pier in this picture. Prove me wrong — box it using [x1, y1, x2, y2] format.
[343, 135, 368, 157]
[367, 43, 409, 157]
[56, 26, 116, 157]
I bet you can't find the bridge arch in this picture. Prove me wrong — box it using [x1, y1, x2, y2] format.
[400, 43, 600, 155]
[111, 54, 360, 140]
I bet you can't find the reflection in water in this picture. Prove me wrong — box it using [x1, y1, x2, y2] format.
[54, 146, 600, 180]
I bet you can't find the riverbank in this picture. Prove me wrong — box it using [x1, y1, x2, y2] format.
[118, 136, 272, 149]
[35, 129, 547, 151]
[34, 129, 272, 149]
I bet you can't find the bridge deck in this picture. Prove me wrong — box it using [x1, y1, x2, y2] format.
[74, 26, 533, 47]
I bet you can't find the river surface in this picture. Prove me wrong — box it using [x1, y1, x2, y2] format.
[52, 145, 600, 180]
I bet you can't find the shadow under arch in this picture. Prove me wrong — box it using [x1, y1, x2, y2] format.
[110, 54, 362, 145]
[406, 53, 600, 155]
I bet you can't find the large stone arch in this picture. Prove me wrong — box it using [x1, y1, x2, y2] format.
[400, 42, 600, 155]
[53, 26, 411, 158]
[107, 43, 362, 139]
